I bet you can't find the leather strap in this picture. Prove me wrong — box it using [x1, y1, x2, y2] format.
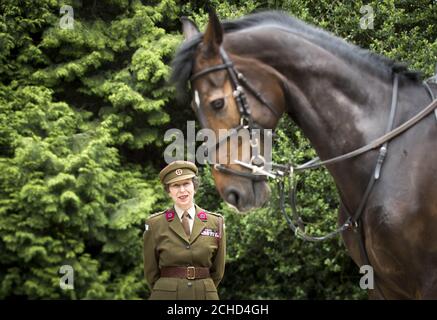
[423, 80, 437, 121]
[160, 266, 210, 280]
[295, 95, 437, 171]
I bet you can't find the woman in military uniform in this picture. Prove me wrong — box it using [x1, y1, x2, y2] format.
[143, 160, 226, 300]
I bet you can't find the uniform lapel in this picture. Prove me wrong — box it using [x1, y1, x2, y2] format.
[190, 204, 206, 244]
[168, 206, 190, 243]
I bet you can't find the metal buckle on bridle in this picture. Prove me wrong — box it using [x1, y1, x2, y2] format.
[250, 137, 263, 165]
[232, 137, 276, 179]
[240, 115, 250, 127]
[233, 85, 244, 98]
[234, 160, 277, 179]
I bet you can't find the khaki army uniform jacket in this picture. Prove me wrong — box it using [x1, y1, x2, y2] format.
[143, 204, 226, 300]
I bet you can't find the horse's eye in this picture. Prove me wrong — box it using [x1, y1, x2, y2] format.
[210, 98, 225, 110]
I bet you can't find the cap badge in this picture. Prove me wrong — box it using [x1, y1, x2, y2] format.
[175, 169, 183, 176]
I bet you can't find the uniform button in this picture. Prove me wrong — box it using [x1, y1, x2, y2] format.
[187, 282, 192, 287]
[186, 245, 190, 249]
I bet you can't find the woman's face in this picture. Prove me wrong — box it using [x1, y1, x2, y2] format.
[168, 178, 195, 210]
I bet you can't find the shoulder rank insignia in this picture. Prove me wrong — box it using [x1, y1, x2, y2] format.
[197, 211, 207, 221]
[165, 210, 175, 221]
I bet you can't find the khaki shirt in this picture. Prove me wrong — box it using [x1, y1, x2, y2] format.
[143, 204, 226, 300]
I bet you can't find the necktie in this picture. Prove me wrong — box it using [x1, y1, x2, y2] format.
[182, 211, 191, 238]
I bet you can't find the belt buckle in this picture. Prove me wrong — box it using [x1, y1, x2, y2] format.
[186, 266, 196, 280]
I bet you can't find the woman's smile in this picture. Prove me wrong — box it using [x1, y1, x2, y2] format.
[178, 194, 189, 201]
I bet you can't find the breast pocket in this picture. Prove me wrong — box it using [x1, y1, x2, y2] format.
[149, 278, 178, 300]
[203, 278, 219, 300]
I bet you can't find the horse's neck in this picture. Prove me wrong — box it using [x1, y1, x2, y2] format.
[284, 70, 432, 206]
[279, 61, 432, 210]
[284, 70, 389, 159]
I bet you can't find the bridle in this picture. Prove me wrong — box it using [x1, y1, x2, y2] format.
[190, 46, 437, 296]
[191, 47, 281, 182]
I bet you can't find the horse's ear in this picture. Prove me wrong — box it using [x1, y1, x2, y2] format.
[203, 7, 223, 56]
[181, 17, 199, 41]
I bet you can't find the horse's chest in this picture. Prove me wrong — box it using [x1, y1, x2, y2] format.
[360, 203, 437, 294]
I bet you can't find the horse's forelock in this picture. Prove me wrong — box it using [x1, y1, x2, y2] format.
[170, 35, 203, 103]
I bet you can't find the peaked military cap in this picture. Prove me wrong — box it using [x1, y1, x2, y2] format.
[159, 160, 198, 185]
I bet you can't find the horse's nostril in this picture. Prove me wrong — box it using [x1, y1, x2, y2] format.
[225, 189, 239, 207]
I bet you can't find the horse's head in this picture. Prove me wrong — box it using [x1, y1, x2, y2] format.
[175, 10, 288, 212]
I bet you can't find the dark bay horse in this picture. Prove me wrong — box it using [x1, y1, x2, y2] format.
[171, 10, 437, 299]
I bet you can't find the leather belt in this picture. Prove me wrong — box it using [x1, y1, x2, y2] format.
[160, 266, 210, 280]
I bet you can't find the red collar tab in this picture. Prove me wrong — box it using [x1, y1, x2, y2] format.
[165, 210, 175, 221]
[197, 211, 207, 221]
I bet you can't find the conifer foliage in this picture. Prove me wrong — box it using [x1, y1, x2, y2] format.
[0, 0, 179, 299]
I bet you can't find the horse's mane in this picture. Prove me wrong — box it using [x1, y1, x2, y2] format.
[171, 10, 421, 101]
